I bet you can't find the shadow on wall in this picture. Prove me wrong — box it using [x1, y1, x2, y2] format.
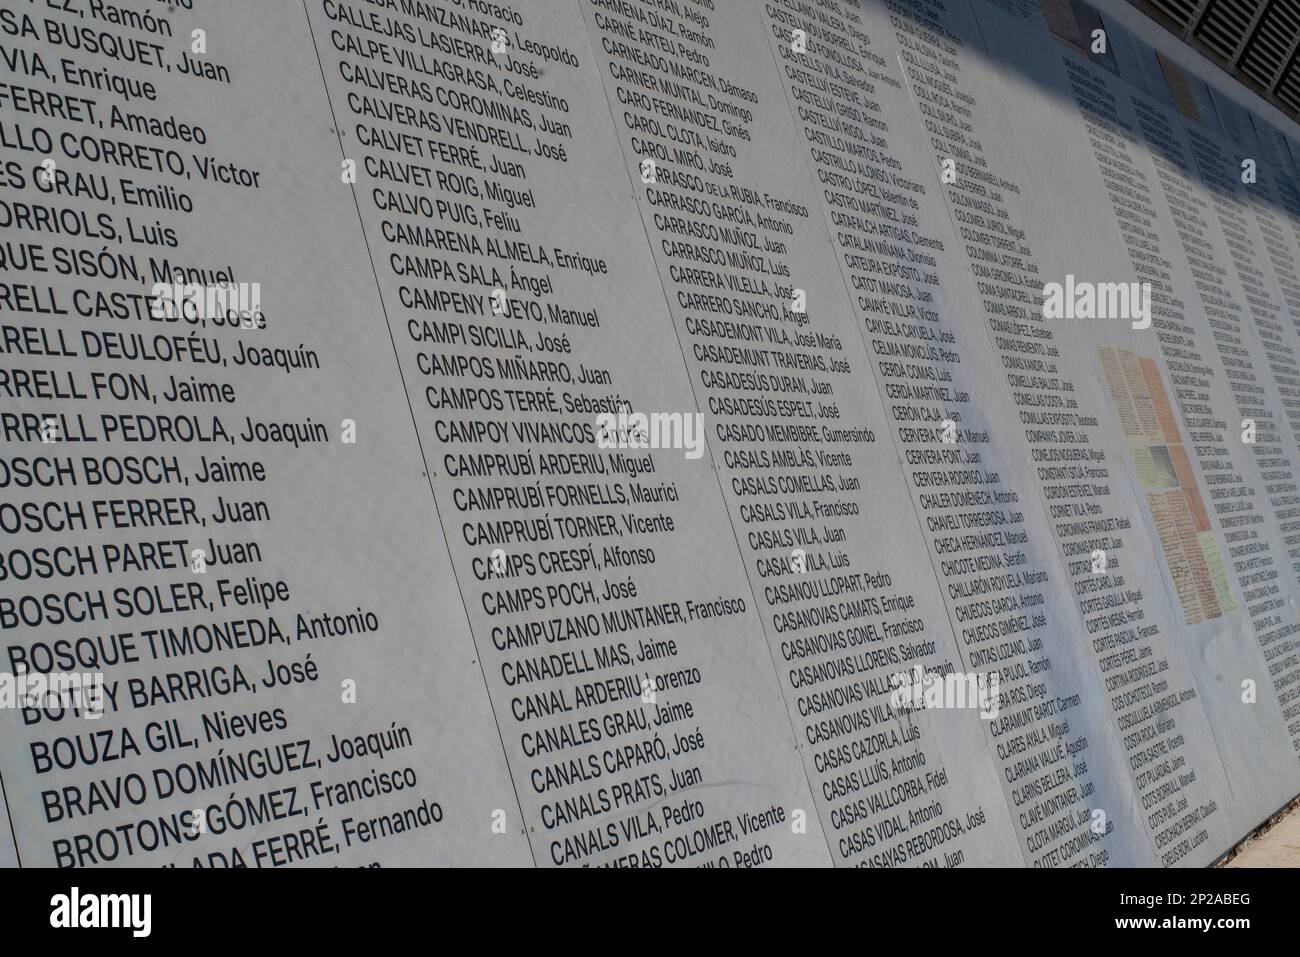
[936, 0, 1300, 224]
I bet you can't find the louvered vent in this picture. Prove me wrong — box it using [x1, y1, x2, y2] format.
[1194, 0, 1266, 60]
[1130, 0, 1300, 122]
[1239, 1, 1300, 85]
[1145, 0, 1200, 28]
[1276, 60, 1300, 110]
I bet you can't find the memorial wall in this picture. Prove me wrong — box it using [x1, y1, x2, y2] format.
[2, 0, 1300, 868]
